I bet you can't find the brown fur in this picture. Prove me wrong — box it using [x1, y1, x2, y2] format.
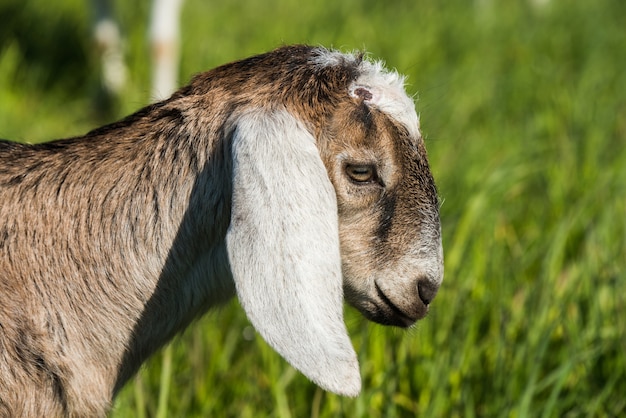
[0, 45, 441, 416]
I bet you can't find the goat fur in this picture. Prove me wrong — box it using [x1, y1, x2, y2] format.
[0, 45, 443, 417]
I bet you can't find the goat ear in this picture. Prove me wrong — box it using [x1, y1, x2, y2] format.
[225, 109, 361, 396]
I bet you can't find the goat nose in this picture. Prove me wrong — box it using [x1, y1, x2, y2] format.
[417, 279, 439, 306]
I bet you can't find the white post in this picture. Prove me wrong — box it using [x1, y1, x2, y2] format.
[92, 0, 127, 95]
[149, 0, 185, 101]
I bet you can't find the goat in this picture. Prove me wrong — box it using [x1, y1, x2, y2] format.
[0, 45, 444, 417]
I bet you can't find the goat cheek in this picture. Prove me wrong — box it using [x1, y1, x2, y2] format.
[374, 194, 396, 244]
[338, 218, 377, 279]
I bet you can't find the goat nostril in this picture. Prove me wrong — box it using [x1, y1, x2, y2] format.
[417, 280, 439, 306]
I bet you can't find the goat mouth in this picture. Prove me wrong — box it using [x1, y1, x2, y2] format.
[371, 282, 427, 328]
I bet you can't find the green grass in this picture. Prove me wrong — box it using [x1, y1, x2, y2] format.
[1, 0, 625, 416]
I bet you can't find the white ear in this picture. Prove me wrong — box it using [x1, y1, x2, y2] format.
[225, 108, 361, 396]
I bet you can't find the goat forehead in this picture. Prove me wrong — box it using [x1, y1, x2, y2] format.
[311, 48, 420, 140]
[353, 61, 420, 140]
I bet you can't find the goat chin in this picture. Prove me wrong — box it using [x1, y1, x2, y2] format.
[0, 44, 442, 416]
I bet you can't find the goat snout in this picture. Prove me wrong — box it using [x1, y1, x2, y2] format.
[417, 277, 440, 306]
[371, 276, 439, 328]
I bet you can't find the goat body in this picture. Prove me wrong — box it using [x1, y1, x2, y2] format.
[0, 45, 443, 416]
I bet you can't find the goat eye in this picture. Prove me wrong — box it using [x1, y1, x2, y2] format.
[345, 164, 377, 184]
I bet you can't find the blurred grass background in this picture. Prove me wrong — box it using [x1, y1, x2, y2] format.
[1, 0, 625, 416]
